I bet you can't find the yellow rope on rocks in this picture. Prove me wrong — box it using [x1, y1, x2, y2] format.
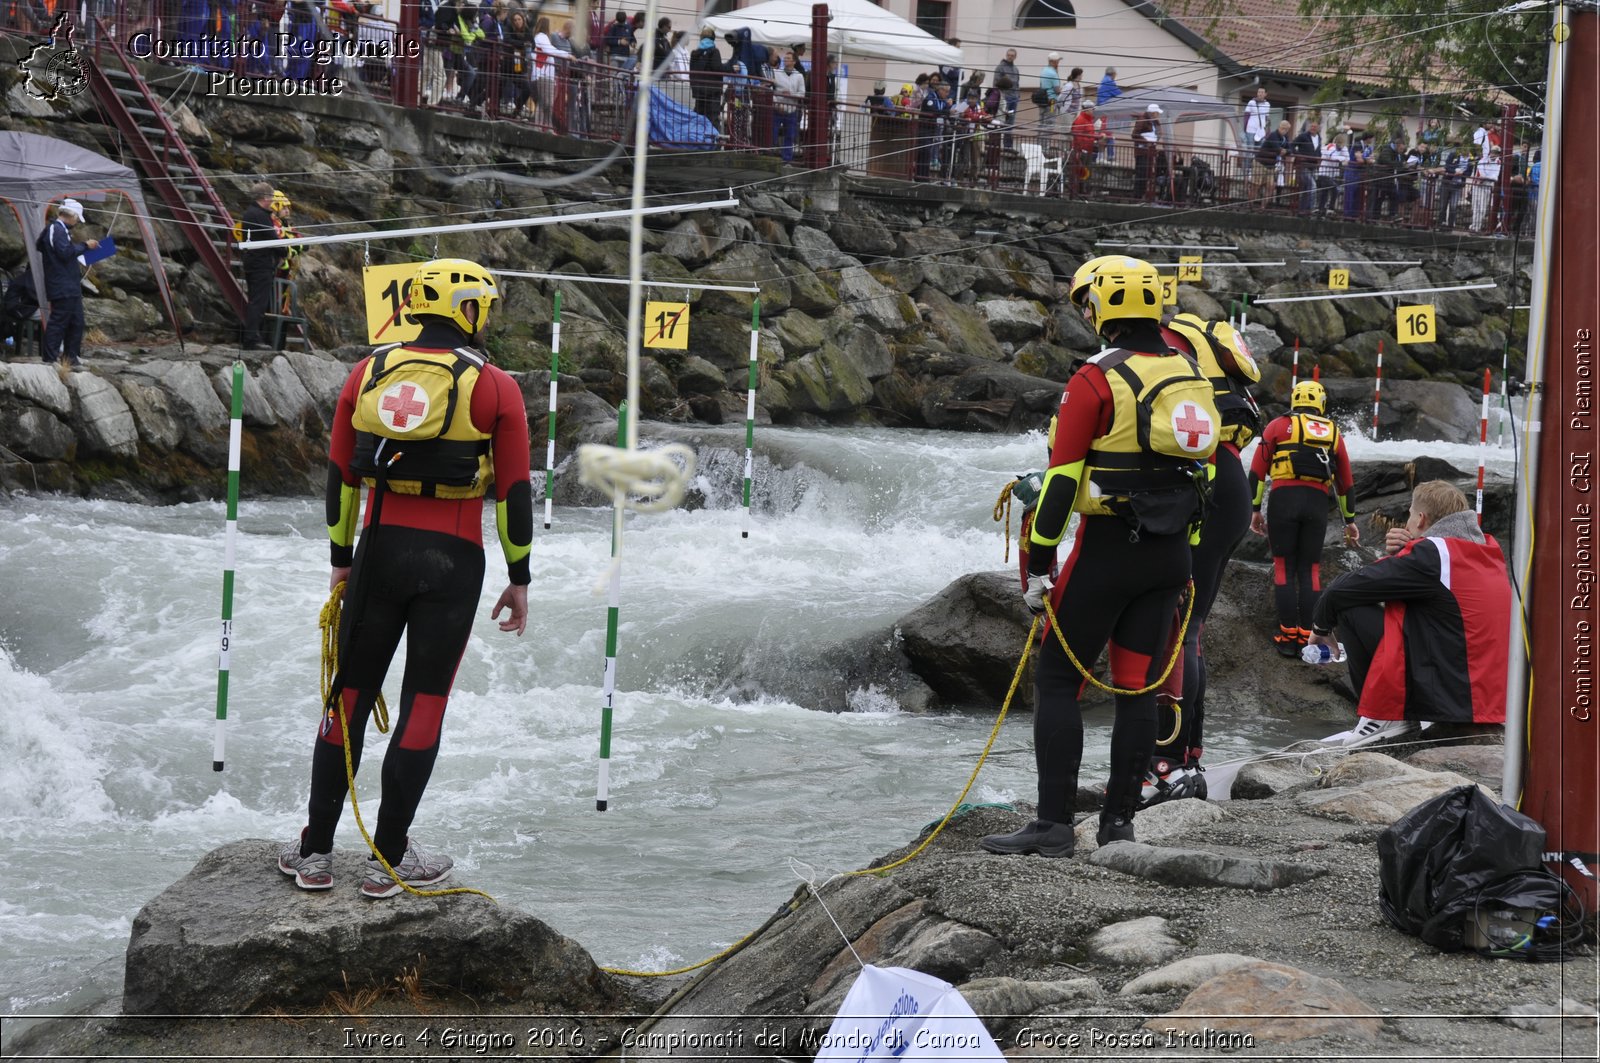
[320, 583, 494, 903]
[604, 616, 1045, 977]
[1044, 581, 1193, 697]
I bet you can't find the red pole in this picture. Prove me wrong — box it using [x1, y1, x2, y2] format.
[807, 5, 831, 170]
[1291, 336, 1300, 386]
[1312, 363, 1320, 382]
[1524, 9, 1600, 912]
[395, 0, 419, 108]
[1476, 367, 1490, 526]
[1371, 339, 1384, 440]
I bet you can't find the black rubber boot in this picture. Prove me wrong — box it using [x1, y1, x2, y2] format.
[979, 818, 1077, 858]
[1096, 813, 1136, 846]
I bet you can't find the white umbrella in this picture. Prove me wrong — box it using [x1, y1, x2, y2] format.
[701, 0, 961, 65]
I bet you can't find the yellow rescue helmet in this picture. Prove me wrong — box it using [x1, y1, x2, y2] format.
[1290, 379, 1326, 413]
[405, 258, 499, 335]
[1079, 256, 1163, 334]
[270, 189, 291, 213]
[1067, 253, 1131, 307]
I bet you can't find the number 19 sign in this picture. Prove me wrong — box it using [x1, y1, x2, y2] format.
[645, 301, 690, 349]
[361, 263, 423, 344]
[1396, 303, 1437, 345]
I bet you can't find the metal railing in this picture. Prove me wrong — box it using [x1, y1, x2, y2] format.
[1, 6, 1533, 237]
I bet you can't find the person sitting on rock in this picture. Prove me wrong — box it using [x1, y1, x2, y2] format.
[1307, 480, 1510, 747]
[1248, 379, 1358, 656]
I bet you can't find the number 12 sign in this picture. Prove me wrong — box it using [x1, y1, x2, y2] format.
[645, 301, 690, 349]
[1396, 303, 1436, 344]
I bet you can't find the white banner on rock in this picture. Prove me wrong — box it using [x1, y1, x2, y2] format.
[813, 965, 1004, 1062]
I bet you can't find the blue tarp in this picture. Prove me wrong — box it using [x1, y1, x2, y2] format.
[648, 86, 719, 148]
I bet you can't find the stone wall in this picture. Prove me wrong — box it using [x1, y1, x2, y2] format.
[0, 36, 1531, 498]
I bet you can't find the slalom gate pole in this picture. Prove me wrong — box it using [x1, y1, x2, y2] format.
[213, 360, 244, 772]
[1228, 300, 1236, 329]
[543, 290, 561, 530]
[742, 298, 761, 539]
[1371, 339, 1384, 441]
[1476, 368, 1490, 526]
[1291, 337, 1300, 387]
[597, 401, 627, 811]
[1498, 339, 1510, 447]
[1313, 363, 1320, 382]
[1240, 293, 1250, 330]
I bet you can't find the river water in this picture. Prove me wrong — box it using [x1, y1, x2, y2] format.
[0, 421, 1520, 1019]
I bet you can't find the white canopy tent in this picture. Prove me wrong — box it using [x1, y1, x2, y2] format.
[701, 0, 961, 66]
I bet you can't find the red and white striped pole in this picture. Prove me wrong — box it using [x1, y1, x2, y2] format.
[1476, 367, 1490, 526]
[1291, 337, 1300, 387]
[1371, 339, 1384, 441]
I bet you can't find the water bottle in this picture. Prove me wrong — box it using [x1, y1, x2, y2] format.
[1301, 643, 1347, 664]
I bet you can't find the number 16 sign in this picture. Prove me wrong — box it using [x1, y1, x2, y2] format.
[645, 301, 690, 349]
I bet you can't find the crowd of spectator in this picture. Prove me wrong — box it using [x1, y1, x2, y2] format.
[2, 4, 1536, 234]
[1242, 108, 1537, 236]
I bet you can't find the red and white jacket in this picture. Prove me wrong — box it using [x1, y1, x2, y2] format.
[1313, 510, 1511, 723]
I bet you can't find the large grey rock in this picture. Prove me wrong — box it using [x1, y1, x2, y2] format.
[830, 208, 897, 257]
[959, 976, 1104, 1017]
[212, 362, 278, 427]
[1175, 285, 1227, 322]
[1087, 841, 1328, 891]
[790, 225, 861, 273]
[69, 372, 139, 459]
[3, 407, 76, 461]
[978, 299, 1048, 342]
[835, 267, 912, 332]
[1120, 953, 1261, 996]
[122, 840, 627, 1015]
[131, 359, 230, 434]
[1263, 281, 1346, 349]
[1151, 961, 1381, 1043]
[769, 311, 826, 356]
[284, 351, 349, 413]
[83, 294, 162, 341]
[780, 342, 874, 414]
[920, 363, 1061, 432]
[838, 320, 895, 380]
[1294, 766, 1485, 824]
[257, 355, 319, 429]
[898, 571, 1033, 709]
[1394, 266, 1483, 327]
[116, 377, 184, 453]
[1074, 798, 1225, 851]
[973, 246, 1059, 300]
[1087, 916, 1183, 966]
[920, 288, 1006, 362]
[0, 361, 72, 416]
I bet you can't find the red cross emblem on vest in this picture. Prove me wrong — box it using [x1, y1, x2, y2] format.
[379, 382, 428, 431]
[1172, 402, 1214, 451]
[1305, 418, 1331, 438]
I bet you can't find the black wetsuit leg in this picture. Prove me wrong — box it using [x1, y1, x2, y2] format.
[1034, 516, 1191, 824]
[1335, 602, 1385, 701]
[303, 527, 485, 861]
[1267, 485, 1330, 633]
[1162, 446, 1251, 762]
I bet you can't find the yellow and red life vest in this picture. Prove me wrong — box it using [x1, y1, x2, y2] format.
[349, 344, 492, 498]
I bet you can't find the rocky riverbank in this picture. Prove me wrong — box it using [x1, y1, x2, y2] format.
[10, 739, 1596, 1062]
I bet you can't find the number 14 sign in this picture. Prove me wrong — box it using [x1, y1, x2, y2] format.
[645, 301, 690, 349]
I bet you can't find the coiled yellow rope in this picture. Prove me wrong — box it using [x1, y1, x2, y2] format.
[1043, 580, 1193, 697]
[992, 481, 1016, 564]
[320, 582, 494, 903]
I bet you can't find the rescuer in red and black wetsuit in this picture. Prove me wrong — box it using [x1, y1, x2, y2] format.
[980, 256, 1219, 857]
[1249, 379, 1359, 657]
[278, 258, 533, 898]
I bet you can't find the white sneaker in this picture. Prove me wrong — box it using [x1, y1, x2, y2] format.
[1324, 716, 1420, 749]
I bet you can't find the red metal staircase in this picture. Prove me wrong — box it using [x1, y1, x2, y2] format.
[84, 19, 247, 321]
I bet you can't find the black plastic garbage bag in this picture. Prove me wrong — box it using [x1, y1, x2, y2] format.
[1377, 784, 1547, 951]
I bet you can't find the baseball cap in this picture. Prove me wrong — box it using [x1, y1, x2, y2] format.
[1046, 51, 1061, 60]
[58, 198, 83, 219]
[1146, 103, 1163, 114]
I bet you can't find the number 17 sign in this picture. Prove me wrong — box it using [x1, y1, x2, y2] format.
[645, 301, 690, 349]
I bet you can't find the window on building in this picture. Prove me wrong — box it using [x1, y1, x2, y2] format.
[1016, 0, 1077, 28]
[708, 0, 740, 14]
[916, 0, 951, 40]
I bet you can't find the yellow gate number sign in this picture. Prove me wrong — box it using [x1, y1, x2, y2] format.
[1159, 275, 1177, 306]
[1396, 303, 1436, 344]
[645, 301, 690, 349]
[361, 263, 423, 345]
[1328, 268, 1350, 290]
[1177, 256, 1203, 282]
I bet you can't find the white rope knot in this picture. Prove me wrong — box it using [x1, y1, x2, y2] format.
[576, 442, 698, 513]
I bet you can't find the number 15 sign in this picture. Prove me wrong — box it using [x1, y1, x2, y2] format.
[645, 301, 690, 349]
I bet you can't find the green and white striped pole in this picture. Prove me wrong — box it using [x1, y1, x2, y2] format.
[544, 291, 562, 530]
[742, 298, 761, 539]
[213, 360, 244, 772]
[597, 401, 627, 811]
[1498, 338, 1510, 447]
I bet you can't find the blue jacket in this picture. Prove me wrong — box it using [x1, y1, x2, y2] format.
[1097, 73, 1121, 105]
[35, 219, 86, 301]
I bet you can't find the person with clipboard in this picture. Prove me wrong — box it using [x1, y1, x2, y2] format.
[36, 198, 98, 368]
